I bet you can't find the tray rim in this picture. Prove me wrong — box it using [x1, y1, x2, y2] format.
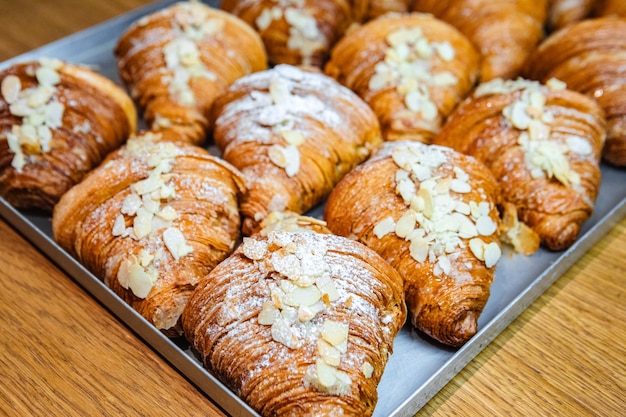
[1, 1, 626, 416]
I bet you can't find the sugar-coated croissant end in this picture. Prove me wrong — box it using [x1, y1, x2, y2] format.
[325, 140, 502, 347]
[182, 230, 406, 416]
[0, 58, 136, 211]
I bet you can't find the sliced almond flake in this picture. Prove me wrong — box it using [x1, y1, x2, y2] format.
[316, 358, 338, 388]
[282, 285, 322, 308]
[409, 235, 429, 263]
[281, 130, 305, 146]
[271, 318, 298, 348]
[546, 78, 567, 90]
[127, 263, 157, 299]
[450, 178, 471, 193]
[395, 210, 416, 238]
[483, 242, 501, 268]
[121, 193, 142, 216]
[476, 215, 497, 236]
[35, 67, 60, 87]
[1, 75, 21, 104]
[133, 208, 154, 239]
[373, 216, 396, 238]
[258, 301, 280, 325]
[163, 227, 193, 260]
[317, 339, 341, 366]
[469, 238, 486, 260]
[156, 205, 178, 221]
[321, 320, 349, 347]
[242, 237, 268, 261]
[362, 362, 374, 378]
[112, 214, 126, 236]
[132, 176, 163, 196]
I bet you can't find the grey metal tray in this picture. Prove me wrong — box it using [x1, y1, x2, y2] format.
[1, 1, 625, 416]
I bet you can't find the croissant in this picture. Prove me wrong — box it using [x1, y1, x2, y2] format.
[52, 132, 245, 336]
[0, 58, 136, 211]
[411, 0, 548, 81]
[547, 0, 595, 31]
[220, 0, 352, 68]
[115, 1, 267, 145]
[211, 64, 382, 235]
[325, 13, 480, 143]
[325, 140, 502, 347]
[594, 0, 626, 17]
[181, 229, 406, 416]
[433, 78, 606, 251]
[351, 0, 414, 22]
[522, 17, 626, 166]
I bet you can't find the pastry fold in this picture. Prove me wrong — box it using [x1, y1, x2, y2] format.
[52, 132, 245, 336]
[434, 78, 606, 251]
[221, 0, 352, 68]
[325, 13, 480, 143]
[182, 229, 406, 416]
[211, 64, 382, 235]
[325, 140, 501, 347]
[0, 58, 136, 211]
[115, 1, 267, 145]
[411, 0, 548, 81]
[523, 17, 626, 166]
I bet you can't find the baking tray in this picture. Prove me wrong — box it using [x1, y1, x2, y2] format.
[1, 1, 626, 416]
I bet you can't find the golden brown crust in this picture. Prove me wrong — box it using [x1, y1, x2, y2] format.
[412, 0, 548, 81]
[594, 0, 626, 18]
[351, 0, 414, 22]
[221, 0, 352, 68]
[523, 17, 626, 167]
[325, 13, 480, 143]
[433, 78, 606, 251]
[547, 0, 595, 31]
[52, 132, 245, 335]
[324, 140, 501, 347]
[0, 59, 136, 211]
[115, 1, 267, 145]
[181, 230, 406, 416]
[211, 64, 382, 235]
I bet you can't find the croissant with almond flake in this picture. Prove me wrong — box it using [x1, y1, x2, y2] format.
[52, 132, 245, 336]
[411, 0, 548, 81]
[522, 17, 626, 167]
[433, 78, 606, 251]
[115, 1, 267, 145]
[325, 13, 480, 143]
[0, 58, 136, 211]
[324, 140, 502, 347]
[211, 64, 382, 235]
[182, 228, 406, 416]
[221, 0, 352, 68]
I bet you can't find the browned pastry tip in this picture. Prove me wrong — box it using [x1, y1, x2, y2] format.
[434, 78, 606, 251]
[211, 64, 382, 235]
[547, 0, 596, 31]
[115, 1, 268, 145]
[0, 58, 136, 211]
[325, 12, 480, 143]
[412, 0, 548, 81]
[523, 16, 626, 167]
[182, 230, 406, 416]
[221, 0, 352, 68]
[325, 140, 502, 347]
[351, 0, 414, 23]
[52, 131, 245, 335]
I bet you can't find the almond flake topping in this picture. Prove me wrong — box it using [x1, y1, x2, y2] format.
[113, 140, 193, 299]
[255, 0, 325, 66]
[2, 58, 65, 172]
[478, 78, 584, 187]
[241, 231, 352, 395]
[369, 26, 457, 121]
[374, 144, 500, 274]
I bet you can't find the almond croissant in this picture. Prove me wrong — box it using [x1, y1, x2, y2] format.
[412, 0, 548, 81]
[325, 140, 502, 347]
[211, 64, 382, 235]
[52, 132, 245, 336]
[115, 1, 267, 145]
[181, 229, 406, 416]
[0, 58, 136, 211]
[325, 13, 480, 143]
[523, 17, 626, 166]
[433, 78, 606, 251]
[221, 0, 352, 68]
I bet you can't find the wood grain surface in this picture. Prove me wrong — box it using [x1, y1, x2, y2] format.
[1, 1, 625, 416]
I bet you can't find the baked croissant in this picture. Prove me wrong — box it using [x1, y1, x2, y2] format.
[547, 0, 595, 31]
[220, 0, 352, 68]
[411, 0, 548, 81]
[351, 0, 414, 23]
[0, 58, 136, 211]
[211, 64, 382, 235]
[181, 229, 406, 416]
[115, 1, 267, 145]
[433, 78, 606, 251]
[52, 132, 245, 336]
[522, 17, 626, 166]
[325, 13, 480, 143]
[325, 140, 502, 347]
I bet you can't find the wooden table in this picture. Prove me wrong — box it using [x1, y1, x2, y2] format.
[1, 1, 625, 416]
